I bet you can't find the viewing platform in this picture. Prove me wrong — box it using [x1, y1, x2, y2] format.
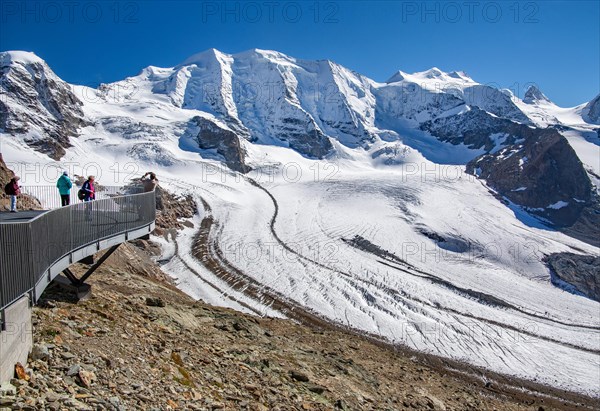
[0, 191, 156, 382]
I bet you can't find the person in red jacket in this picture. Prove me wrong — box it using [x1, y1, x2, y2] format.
[81, 176, 96, 201]
[4, 176, 21, 212]
[80, 176, 96, 221]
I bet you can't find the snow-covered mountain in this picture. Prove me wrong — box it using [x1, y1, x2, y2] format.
[1, 49, 600, 396]
[2, 48, 599, 235]
[3, 49, 597, 157]
[3, 48, 599, 233]
[0, 51, 88, 159]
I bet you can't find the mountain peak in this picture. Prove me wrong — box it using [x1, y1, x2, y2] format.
[233, 48, 297, 64]
[386, 70, 407, 83]
[448, 70, 471, 80]
[523, 85, 552, 105]
[179, 48, 228, 67]
[421, 67, 444, 78]
[0, 50, 45, 67]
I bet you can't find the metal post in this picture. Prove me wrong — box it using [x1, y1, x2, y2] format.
[78, 244, 121, 284]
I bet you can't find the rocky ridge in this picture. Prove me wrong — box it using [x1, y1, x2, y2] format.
[0, 52, 88, 159]
[466, 127, 595, 228]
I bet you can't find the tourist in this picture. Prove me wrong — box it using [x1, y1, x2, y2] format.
[4, 176, 21, 212]
[56, 171, 73, 206]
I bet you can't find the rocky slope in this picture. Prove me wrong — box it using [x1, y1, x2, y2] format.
[545, 252, 600, 302]
[0, 51, 88, 159]
[0, 155, 42, 211]
[466, 127, 595, 228]
[2, 242, 597, 411]
[582, 94, 600, 124]
[186, 116, 252, 173]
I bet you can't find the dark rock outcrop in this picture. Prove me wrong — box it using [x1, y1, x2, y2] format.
[559, 201, 600, 247]
[0, 52, 88, 159]
[189, 116, 251, 173]
[582, 93, 600, 124]
[545, 253, 600, 302]
[523, 85, 552, 105]
[153, 186, 198, 231]
[466, 127, 595, 228]
[421, 107, 525, 151]
[278, 117, 333, 158]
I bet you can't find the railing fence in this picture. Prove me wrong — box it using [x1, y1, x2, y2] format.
[19, 185, 144, 210]
[0, 191, 155, 311]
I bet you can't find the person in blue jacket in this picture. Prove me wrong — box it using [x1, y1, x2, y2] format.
[56, 171, 73, 206]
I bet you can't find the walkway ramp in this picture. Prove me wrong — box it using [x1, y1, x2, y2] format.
[0, 191, 156, 382]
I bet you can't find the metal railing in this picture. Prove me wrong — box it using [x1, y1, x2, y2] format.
[0, 191, 156, 311]
[18, 185, 142, 210]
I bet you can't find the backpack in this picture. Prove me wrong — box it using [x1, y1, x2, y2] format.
[4, 182, 13, 195]
[77, 188, 86, 200]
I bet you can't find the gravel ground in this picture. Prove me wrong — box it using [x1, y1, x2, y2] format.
[1, 244, 597, 411]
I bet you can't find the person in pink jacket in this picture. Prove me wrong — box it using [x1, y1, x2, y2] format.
[4, 176, 21, 212]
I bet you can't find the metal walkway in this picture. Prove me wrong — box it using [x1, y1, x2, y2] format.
[0, 210, 46, 223]
[0, 191, 156, 322]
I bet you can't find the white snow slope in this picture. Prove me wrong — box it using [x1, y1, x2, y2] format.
[1, 50, 599, 397]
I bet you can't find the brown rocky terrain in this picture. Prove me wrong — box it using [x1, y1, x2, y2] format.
[465, 127, 599, 247]
[0, 155, 43, 211]
[153, 186, 198, 233]
[1, 240, 599, 411]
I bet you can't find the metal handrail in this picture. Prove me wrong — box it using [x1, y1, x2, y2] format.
[14, 185, 142, 211]
[0, 191, 156, 312]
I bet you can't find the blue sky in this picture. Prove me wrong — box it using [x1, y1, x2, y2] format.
[1, 0, 598, 106]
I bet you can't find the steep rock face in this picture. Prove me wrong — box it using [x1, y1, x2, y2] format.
[582, 93, 600, 124]
[523, 85, 555, 105]
[466, 127, 594, 227]
[153, 49, 250, 138]
[545, 253, 600, 302]
[151, 50, 354, 157]
[188, 116, 251, 173]
[559, 200, 600, 247]
[0, 154, 14, 185]
[274, 117, 333, 158]
[523, 85, 552, 105]
[0, 51, 88, 159]
[420, 107, 524, 151]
